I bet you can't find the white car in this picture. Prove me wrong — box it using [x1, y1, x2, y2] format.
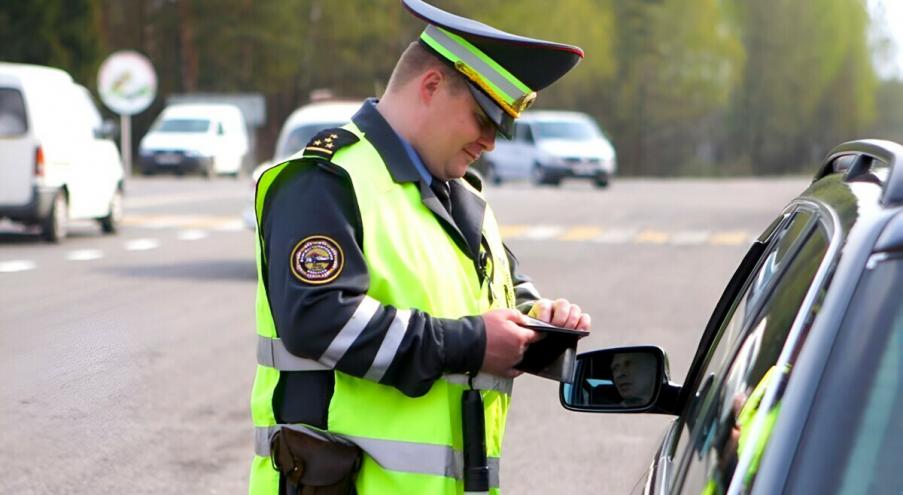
[0, 63, 124, 241]
[482, 110, 617, 188]
[243, 100, 361, 229]
[138, 103, 249, 177]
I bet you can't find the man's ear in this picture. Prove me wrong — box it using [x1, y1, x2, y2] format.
[418, 69, 444, 104]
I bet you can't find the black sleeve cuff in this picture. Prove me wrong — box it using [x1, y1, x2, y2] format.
[440, 315, 486, 375]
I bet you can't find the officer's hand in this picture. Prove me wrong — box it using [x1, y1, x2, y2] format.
[528, 298, 592, 331]
[481, 309, 540, 377]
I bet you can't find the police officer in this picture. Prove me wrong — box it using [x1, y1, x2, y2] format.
[249, 1, 589, 493]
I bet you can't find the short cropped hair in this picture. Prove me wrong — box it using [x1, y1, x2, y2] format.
[385, 42, 467, 94]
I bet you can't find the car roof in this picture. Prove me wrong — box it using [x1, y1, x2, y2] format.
[161, 103, 244, 119]
[0, 63, 74, 97]
[0, 62, 73, 85]
[800, 139, 903, 252]
[518, 110, 595, 123]
[283, 100, 361, 129]
[745, 139, 903, 494]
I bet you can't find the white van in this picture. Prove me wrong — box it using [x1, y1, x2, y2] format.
[242, 100, 361, 229]
[481, 110, 617, 188]
[138, 103, 249, 177]
[0, 62, 125, 241]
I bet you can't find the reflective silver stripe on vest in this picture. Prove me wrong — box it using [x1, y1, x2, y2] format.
[445, 372, 513, 395]
[255, 424, 356, 452]
[363, 309, 412, 382]
[257, 339, 513, 395]
[257, 335, 330, 371]
[254, 425, 500, 487]
[319, 296, 381, 368]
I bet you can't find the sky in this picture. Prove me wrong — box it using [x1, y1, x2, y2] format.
[870, 0, 903, 79]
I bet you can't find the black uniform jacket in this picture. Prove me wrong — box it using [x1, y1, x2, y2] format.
[261, 99, 540, 428]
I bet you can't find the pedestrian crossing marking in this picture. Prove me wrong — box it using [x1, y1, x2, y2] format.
[117, 214, 751, 248]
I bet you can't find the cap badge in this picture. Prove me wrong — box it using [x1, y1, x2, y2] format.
[514, 91, 537, 114]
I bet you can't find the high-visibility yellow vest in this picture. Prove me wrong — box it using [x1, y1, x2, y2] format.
[249, 122, 516, 495]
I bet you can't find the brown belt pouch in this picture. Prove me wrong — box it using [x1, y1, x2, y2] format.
[270, 427, 362, 495]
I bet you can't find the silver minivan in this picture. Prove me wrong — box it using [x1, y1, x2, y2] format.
[481, 110, 617, 188]
[0, 63, 124, 241]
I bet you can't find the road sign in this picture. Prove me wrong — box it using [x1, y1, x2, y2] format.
[97, 51, 157, 176]
[98, 51, 157, 115]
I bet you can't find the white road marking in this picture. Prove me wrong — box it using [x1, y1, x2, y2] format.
[0, 260, 36, 273]
[671, 231, 711, 245]
[592, 229, 638, 244]
[66, 250, 104, 261]
[635, 230, 670, 244]
[124, 214, 247, 231]
[710, 231, 750, 246]
[524, 225, 563, 240]
[177, 230, 209, 241]
[125, 239, 160, 251]
[211, 219, 246, 232]
[125, 190, 247, 208]
[119, 212, 751, 249]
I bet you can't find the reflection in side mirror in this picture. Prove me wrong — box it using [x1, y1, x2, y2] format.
[560, 346, 680, 414]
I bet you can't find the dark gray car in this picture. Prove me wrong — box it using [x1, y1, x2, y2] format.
[561, 139, 903, 494]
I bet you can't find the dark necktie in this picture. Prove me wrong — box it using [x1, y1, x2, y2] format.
[431, 180, 453, 214]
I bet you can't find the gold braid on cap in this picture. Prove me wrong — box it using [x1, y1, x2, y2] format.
[454, 61, 537, 119]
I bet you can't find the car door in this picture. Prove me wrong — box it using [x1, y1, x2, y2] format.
[0, 81, 35, 207]
[650, 205, 835, 494]
[514, 122, 537, 179]
[65, 85, 119, 218]
[490, 122, 534, 180]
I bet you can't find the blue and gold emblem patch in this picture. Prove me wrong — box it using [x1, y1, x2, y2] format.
[290, 235, 344, 284]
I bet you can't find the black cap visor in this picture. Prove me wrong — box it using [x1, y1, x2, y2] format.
[467, 83, 515, 139]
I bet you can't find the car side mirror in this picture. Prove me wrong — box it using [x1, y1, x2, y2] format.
[94, 119, 118, 140]
[559, 346, 681, 415]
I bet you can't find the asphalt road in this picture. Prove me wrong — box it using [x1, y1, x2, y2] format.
[0, 175, 809, 494]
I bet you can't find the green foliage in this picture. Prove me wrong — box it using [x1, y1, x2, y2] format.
[725, 0, 877, 173]
[868, 80, 903, 141]
[609, 0, 744, 175]
[0, 0, 103, 84]
[2, 0, 889, 175]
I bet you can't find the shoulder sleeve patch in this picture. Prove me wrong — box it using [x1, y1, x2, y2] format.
[290, 235, 345, 284]
[302, 128, 360, 160]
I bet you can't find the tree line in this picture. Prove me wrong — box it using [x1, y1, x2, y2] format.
[2, 0, 902, 176]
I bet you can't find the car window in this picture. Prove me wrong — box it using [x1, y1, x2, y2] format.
[683, 211, 812, 414]
[675, 217, 830, 494]
[514, 123, 534, 143]
[71, 85, 103, 133]
[534, 120, 599, 140]
[820, 256, 903, 495]
[277, 122, 344, 161]
[156, 118, 211, 133]
[0, 87, 28, 136]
